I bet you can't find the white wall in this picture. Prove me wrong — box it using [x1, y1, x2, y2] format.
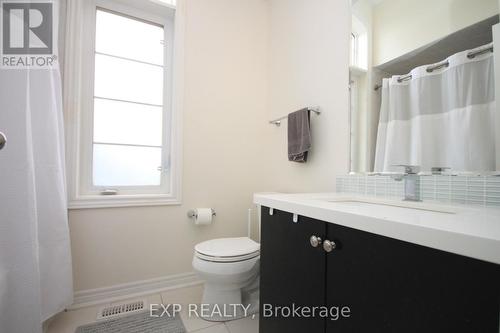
[266, 0, 350, 192]
[373, 0, 499, 66]
[68, 0, 351, 292]
[69, 0, 270, 291]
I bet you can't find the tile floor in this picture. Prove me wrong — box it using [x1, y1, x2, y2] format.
[47, 285, 259, 333]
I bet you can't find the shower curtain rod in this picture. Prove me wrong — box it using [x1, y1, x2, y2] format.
[374, 45, 494, 91]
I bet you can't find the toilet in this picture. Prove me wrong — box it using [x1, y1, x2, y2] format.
[192, 237, 260, 322]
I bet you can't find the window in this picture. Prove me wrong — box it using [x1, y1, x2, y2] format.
[351, 16, 368, 70]
[93, 9, 166, 189]
[350, 33, 357, 67]
[67, 1, 180, 208]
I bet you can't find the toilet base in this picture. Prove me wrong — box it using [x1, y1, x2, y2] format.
[200, 277, 260, 322]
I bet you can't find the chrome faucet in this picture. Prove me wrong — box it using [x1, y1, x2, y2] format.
[431, 167, 450, 175]
[392, 165, 422, 202]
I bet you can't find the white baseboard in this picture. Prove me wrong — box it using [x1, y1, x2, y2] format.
[70, 272, 202, 310]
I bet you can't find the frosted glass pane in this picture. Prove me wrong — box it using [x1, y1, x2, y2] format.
[94, 54, 164, 105]
[93, 144, 162, 186]
[93, 98, 163, 146]
[96, 10, 164, 65]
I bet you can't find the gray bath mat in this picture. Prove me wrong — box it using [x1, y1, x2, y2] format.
[75, 311, 186, 333]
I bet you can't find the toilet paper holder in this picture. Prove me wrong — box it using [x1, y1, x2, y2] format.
[187, 208, 217, 219]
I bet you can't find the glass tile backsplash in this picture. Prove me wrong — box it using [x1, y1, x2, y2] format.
[336, 175, 500, 208]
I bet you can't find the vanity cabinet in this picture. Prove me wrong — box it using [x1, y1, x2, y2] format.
[259, 206, 500, 333]
[259, 208, 327, 333]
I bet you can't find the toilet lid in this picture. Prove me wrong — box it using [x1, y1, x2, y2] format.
[195, 237, 260, 259]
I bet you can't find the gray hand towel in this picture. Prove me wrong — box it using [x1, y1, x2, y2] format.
[288, 108, 311, 163]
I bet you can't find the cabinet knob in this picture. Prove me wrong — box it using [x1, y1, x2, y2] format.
[323, 240, 336, 253]
[0, 132, 6, 150]
[310, 235, 322, 248]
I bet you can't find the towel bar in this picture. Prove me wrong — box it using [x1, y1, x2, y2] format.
[269, 107, 321, 126]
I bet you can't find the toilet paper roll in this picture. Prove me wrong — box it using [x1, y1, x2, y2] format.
[193, 208, 213, 225]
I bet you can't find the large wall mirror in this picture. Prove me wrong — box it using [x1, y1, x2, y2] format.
[349, 0, 500, 174]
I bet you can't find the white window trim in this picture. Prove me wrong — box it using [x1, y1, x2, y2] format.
[350, 32, 358, 67]
[64, 0, 183, 209]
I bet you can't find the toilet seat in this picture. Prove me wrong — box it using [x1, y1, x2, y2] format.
[194, 237, 260, 263]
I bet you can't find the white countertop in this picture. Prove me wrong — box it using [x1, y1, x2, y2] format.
[254, 192, 500, 266]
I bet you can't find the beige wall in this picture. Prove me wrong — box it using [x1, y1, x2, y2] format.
[69, 0, 270, 291]
[266, 0, 350, 192]
[373, 0, 499, 66]
[68, 0, 351, 292]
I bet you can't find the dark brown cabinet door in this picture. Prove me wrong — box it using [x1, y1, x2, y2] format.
[259, 207, 327, 333]
[325, 222, 500, 333]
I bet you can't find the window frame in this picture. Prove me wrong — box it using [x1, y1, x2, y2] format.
[350, 32, 358, 67]
[67, 0, 181, 209]
[350, 15, 368, 71]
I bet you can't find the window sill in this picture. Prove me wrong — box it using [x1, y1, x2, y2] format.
[68, 194, 182, 209]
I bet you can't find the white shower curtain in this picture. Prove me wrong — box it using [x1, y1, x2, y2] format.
[0, 1, 73, 332]
[374, 44, 496, 172]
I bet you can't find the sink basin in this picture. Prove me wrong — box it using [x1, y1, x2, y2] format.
[325, 197, 457, 214]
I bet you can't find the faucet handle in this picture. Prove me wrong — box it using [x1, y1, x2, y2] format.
[392, 164, 420, 174]
[431, 167, 450, 175]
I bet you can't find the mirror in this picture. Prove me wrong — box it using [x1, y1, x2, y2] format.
[349, 0, 500, 174]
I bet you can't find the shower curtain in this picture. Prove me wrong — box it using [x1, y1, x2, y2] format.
[374, 44, 496, 172]
[0, 1, 73, 332]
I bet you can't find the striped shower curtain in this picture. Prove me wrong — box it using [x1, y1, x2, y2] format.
[374, 44, 496, 172]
